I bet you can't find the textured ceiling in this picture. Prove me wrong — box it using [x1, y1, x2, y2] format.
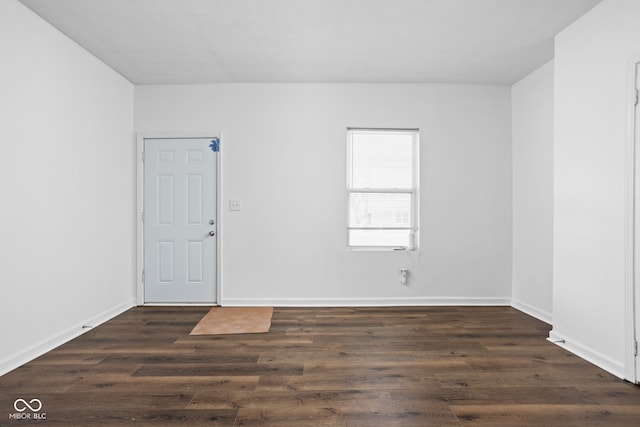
[19, 0, 601, 85]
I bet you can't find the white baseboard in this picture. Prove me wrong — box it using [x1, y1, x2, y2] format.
[143, 303, 217, 307]
[219, 296, 512, 307]
[0, 300, 135, 377]
[511, 299, 552, 324]
[548, 329, 625, 379]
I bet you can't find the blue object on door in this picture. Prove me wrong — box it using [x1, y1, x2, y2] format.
[209, 138, 220, 152]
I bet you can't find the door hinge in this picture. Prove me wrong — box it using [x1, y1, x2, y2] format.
[141, 211, 145, 222]
[142, 269, 145, 283]
[142, 151, 145, 162]
[635, 89, 639, 106]
[634, 340, 638, 357]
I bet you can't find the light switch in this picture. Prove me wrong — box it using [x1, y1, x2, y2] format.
[229, 200, 241, 211]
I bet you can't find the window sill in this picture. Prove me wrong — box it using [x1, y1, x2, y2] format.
[347, 246, 416, 252]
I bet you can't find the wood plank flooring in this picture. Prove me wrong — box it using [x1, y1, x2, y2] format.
[1, 306, 640, 426]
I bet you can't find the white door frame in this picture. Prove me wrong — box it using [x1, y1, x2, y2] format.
[136, 132, 223, 306]
[624, 59, 640, 383]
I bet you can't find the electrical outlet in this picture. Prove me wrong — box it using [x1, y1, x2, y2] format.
[229, 200, 242, 211]
[400, 268, 408, 285]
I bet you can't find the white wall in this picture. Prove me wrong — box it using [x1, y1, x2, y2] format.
[551, 0, 640, 378]
[135, 83, 512, 306]
[511, 61, 554, 323]
[0, 0, 135, 375]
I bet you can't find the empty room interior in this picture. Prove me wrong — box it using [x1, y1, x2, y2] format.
[5, 0, 640, 425]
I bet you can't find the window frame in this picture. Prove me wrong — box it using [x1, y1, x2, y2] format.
[346, 127, 420, 251]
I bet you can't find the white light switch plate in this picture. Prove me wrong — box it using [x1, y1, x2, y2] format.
[229, 200, 241, 211]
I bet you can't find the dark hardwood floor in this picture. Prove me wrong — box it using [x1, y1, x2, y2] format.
[1, 306, 640, 426]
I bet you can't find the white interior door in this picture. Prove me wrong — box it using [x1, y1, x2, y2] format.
[144, 138, 217, 303]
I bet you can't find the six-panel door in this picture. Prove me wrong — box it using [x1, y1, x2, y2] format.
[144, 138, 217, 303]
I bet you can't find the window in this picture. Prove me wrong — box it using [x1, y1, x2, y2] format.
[347, 128, 419, 250]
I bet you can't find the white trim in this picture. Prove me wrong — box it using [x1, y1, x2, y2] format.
[349, 189, 415, 194]
[548, 329, 626, 380]
[0, 300, 134, 377]
[219, 296, 511, 307]
[216, 132, 224, 305]
[510, 299, 552, 324]
[143, 303, 218, 307]
[624, 58, 640, 383]
[136, 135, 144, 305]
[136, 131, 223, 306]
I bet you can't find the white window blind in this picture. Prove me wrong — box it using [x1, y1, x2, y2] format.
[347, 128, 419, 250]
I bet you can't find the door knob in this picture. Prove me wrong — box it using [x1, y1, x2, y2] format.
[209, 231, 215, 237]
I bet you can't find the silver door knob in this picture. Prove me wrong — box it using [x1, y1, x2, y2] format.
[209, 231, 215, 237]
